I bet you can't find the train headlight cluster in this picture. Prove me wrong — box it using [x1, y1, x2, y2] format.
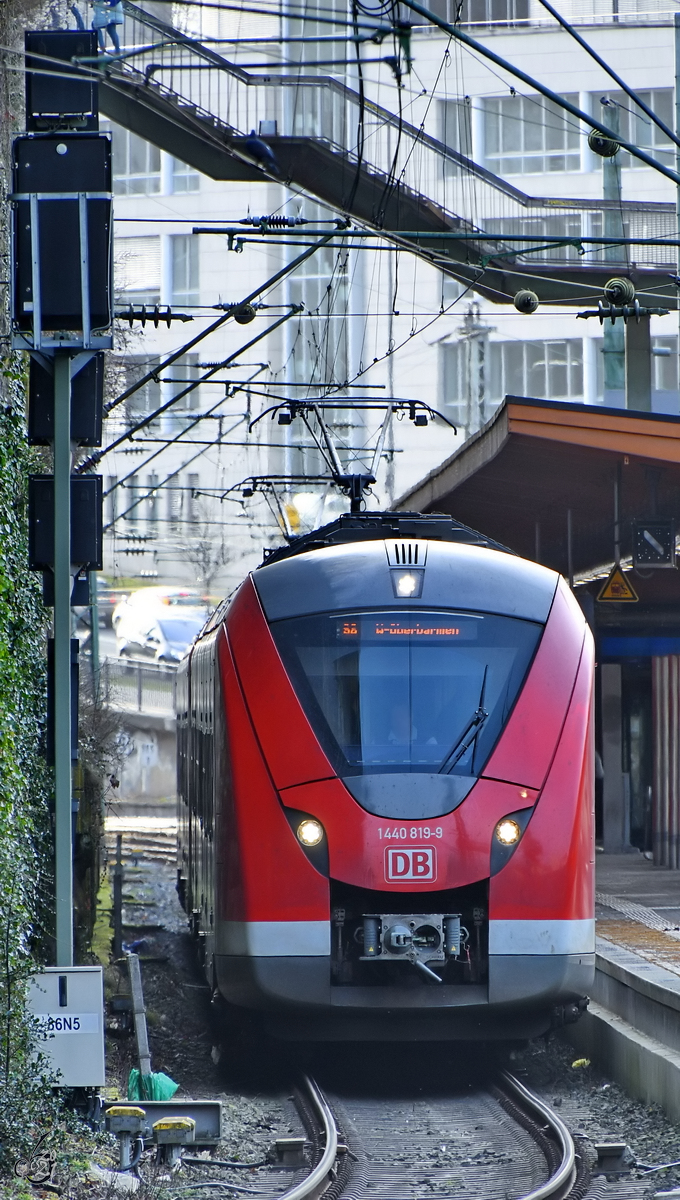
[297, 818, 324, 847]
[495, 818, 521, 846]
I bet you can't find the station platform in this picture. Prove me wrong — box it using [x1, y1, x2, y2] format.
[566, 853, 680, 1120]
[596, 852, 680, 976]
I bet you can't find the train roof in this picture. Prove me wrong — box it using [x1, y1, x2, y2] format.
[259, 511, 512, 568]
[254, 513, 560, 625]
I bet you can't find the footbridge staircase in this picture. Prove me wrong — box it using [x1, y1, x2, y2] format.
[98, 2, 678, 306]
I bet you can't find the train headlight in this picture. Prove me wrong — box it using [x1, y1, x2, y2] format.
[396, 572, 419, 597]
[391, 569, 425, 598]
[495, 818, 521, 846]
[297, 818, 324, 847]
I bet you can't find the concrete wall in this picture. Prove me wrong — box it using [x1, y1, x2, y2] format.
[117, 711, 176, 801]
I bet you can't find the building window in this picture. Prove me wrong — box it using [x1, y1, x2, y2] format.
[484, 94, 580, 175]
[653, 337, 679, 393]
[405, 0, 527, 23]
[489, 339, 584, 401]
[126, 475, 141, 522]
[172, 157, 200, 193]
[117, 355, 161, 428]
[600, 91, 674, 171]
[441, 272, 464, 308]
[440, 99, 473, 175]
[167, 353, 201, 414]
[288, 240, 349, 390]
[147, 473, 159, 532]
[108, 122, 161, 195]
[187, 474, 200, 523]
[107, 477, 118, 526]
[595, 336, 679, 401]
[115, 236, 161, 308]
[441, 342, 468, 415]
[167, 473, 182, 530]
[171, 235, 200, 307]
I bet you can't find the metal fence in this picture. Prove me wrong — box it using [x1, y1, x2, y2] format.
[101, 656, 177, 715]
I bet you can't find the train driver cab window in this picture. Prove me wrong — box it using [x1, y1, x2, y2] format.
[271, 610, 541, 777]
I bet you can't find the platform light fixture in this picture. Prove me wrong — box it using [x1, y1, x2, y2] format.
[297, 818, 324, 847]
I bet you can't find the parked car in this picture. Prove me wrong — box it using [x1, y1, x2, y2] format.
[113, 587, 211, 661]
[112, 586, 209, 630]
[73, 576, 129, 629]
[116, 611, 206, 663]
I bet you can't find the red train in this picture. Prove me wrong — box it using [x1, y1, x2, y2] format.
[177, 512, 594, 1040]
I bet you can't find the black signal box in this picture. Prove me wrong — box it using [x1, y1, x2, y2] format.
[12, 132, 112, 333]
[29, 475, 103, 571]
[25, 30, 99, 129]
[632, 519, 676, 568]
[29, 354, 104, 446]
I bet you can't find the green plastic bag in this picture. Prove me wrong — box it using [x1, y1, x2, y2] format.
[128, 1067, 179, 1101]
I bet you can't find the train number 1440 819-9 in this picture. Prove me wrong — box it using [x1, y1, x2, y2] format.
[378, 826, 443, 840]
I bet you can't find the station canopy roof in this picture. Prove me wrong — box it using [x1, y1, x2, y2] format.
[398, 397, 680, 579]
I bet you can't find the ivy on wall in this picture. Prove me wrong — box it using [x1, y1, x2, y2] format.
[0, 355, 57, 1168]
[0, 0, 112, 1172]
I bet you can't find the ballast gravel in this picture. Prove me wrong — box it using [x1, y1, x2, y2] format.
[106, 853, 680, 1200]
[514, 1036, 680, 1197]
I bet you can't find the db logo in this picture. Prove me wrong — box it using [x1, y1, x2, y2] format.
[384, 846, 437, 882]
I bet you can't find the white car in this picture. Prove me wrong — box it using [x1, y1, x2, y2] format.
[113, 588, 210, 662]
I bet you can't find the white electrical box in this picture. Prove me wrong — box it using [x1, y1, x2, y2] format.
[28, 966, 105, 1087]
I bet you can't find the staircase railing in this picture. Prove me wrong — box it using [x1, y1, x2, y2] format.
[102, 1, 675, 272]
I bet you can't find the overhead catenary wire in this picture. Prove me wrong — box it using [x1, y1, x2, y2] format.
[104, 409, 248, 529]
[101, 366, 268, 499]
[63, 0, 680, 538]
[80, 310, 301, 472]
[103, 231, 339, 418]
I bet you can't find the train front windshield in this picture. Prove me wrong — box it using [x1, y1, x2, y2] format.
[272, 611, 542, 777]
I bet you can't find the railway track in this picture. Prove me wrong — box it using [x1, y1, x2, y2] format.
[105, 814, 177, 864]
[177, 1071, 583, 1200]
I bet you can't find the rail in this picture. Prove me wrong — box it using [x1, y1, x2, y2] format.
[502, 1072, 577, 1200]
[305, 1071, 577, 1200]
[281, 1077, 338, 1200]
[101, 655, 177, 716]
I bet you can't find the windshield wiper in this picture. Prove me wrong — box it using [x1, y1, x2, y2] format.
[439, 707, 488, 774]
[439, 666, 489, 774]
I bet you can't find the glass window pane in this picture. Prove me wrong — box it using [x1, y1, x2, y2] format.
[546, 342, 568, 397]
[468, 0, 487, 20]
[443, 343, 462, 405]
[523, 101, 544, 153]
[502, 99, 522, 152]
[171, 235, 199, 305]
[489, 342, 502, 400]
[503, 342, 524, 395]
[653, 336, 678, 392]
[109, 121, 160, 193]
[485, 102, 499, 155]
[525, 342, 545, 396]
[271, 610, 542, 778]
[128, 134, 147, 178]
[568, 342, 583, 396]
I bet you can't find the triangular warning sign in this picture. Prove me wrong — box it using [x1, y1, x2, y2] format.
[597, 565, 639, 603]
